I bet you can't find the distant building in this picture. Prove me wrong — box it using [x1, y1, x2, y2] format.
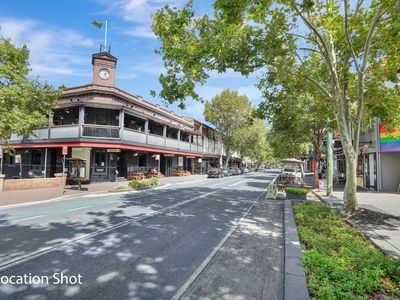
[0, 51, 226, 182]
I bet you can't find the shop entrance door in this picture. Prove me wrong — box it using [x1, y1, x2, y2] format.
[116, 151, 127, 178]
[91, 149, 109, 182]
[165, 157, 173, 176]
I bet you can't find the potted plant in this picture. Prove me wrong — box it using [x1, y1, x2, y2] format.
[284, 187, 308, 200]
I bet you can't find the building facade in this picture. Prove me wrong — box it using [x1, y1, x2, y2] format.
[0, 51, 225, 182]
[351, 118, 399, 192]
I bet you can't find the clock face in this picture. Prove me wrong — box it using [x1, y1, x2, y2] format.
[98, 68, 110, 80]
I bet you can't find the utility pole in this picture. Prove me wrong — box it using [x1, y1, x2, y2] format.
[326, 130, 333, 197]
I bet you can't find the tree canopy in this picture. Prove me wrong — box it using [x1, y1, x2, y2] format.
[0, 36, 59, 144]
[152, 0, 400, 213]
[204, 89, 253, 166]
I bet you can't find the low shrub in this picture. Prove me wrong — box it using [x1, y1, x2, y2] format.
[115, 184, 128, 190]
[294, 201, 400, 299]
[129, 177, 159, 189]
[285, 187, 308, 195]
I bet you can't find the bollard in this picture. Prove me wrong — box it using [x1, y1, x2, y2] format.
[266, 176, 277, 200]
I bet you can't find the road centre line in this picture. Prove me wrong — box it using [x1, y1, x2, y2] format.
[0, 178, 256, 273]
[11, 215, 44, 223]
[68, 206, 92, 211]
[228, 180, 246, 187]
[171, 188, 267, 300]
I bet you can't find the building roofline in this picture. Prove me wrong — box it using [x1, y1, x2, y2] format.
[61, 84, 194, 127]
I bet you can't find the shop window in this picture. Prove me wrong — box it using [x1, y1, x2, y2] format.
[95, 151, 107, 167]
[31, 150, 42, 165]
[138, 154, 146, 167]
[53, 107, 79, 126]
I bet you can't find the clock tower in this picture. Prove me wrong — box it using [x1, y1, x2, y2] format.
[92, 52, 118, 87]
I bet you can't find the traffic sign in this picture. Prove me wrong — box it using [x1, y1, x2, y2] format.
[62, 146, 68, 156]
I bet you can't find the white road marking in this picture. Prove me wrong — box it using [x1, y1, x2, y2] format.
[154, 184, 171, 190]
[11, 215, 44, 223]
[68, 206, 92, 211]
[171, 189, 266, 300]
[228, 180, 246, 187]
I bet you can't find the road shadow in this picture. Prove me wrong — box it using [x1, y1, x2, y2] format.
[0, 174, 273, 299]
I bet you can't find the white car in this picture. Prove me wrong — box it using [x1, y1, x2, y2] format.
[282, 168, 302, 178]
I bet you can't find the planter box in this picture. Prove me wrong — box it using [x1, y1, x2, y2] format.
[286, 191, 307, 200]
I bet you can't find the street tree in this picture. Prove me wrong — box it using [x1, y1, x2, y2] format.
[0, 36, 59, 145]
[234, 118, 272, 166]
[261, 63, 335, 185]
[204, 89, 253, 167]
[152, 0, 400, 213]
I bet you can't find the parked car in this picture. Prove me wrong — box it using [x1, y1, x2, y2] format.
[221, 168, 232, 177]
[228, 167, 237, 175]
[208, 168, 222, 178]
[282, 168, 302, 178]
[240, 167, 250, 174]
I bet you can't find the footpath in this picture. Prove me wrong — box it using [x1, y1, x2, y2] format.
[314, 187, 400, 259]
[0, 175, 207, 207]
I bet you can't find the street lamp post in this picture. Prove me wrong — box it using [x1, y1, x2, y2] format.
[326, 130, 333, 197]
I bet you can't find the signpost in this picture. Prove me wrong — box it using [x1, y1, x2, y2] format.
[15, 154, 22, 178]
[198, 158, 202, 175]
[61, 146, 68, 195]
[0, 145, 3, 174]
[154, 154, 160, 179]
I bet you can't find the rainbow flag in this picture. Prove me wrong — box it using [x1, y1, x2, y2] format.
[380, 125, 400, 152]
[91, 20, 103, 29]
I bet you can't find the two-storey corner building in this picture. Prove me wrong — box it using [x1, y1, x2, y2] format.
[1, 51, 224, 182]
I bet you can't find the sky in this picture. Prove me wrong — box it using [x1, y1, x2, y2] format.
[0, 0, 263, 123]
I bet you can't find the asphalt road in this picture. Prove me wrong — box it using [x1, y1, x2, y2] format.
[0, 171, 276, 299]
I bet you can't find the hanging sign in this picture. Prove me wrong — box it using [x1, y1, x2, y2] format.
[62, 146, 68, 156]
[107, 149, 121, 153]
[15, 155, 22, 164]
[178, 156, 183, 166]
[154, 154, 160, 160]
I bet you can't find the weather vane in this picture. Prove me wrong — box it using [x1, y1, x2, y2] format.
[91, 19, 109, 52]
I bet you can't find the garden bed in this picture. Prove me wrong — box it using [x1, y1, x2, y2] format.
[112, 177, 159, 191]
[293, 201, 400, 299]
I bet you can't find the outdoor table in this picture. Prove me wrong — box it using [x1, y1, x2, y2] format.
[128, 172, 145, 181]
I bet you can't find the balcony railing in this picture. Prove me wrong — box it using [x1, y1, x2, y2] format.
[166, 138, 179, 148]
[7, 124, 223, 156]
[148, 133, 165, 147]
[50, 125, 79, 139]
[123, 128, 146, 144]
[82, 124, 120, 139]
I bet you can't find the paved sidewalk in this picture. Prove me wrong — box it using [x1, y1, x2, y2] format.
[314, 187, 400, 259]
[0, 174, 207, 207]
[182, 199, 284, 300]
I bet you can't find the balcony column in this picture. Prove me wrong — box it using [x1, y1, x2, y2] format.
[145, 119, 149, 144]
[177, 129, 181, 149]
[163, 125, 167, 147]
[78, 106, 85, 137]
[47, 114, 53, 140]
[119, 109, 125, 140]
[189, 133, 192, 150]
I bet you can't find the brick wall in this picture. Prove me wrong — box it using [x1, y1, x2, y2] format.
[2, 177, 65, 191]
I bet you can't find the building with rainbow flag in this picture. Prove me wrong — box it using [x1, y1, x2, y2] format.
[355, 120, 400, 192]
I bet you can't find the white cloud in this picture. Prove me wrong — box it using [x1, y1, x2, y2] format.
[0, 17, 95, 78]
[237, 85, 262, 103]
[97, 0, 183, 38]
[123, 25, 155, 38]
[173, 100, 206, 123]
[130, 60, 165, 74]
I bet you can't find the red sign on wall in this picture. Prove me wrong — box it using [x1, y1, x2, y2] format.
[62, 146, 68, 156]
